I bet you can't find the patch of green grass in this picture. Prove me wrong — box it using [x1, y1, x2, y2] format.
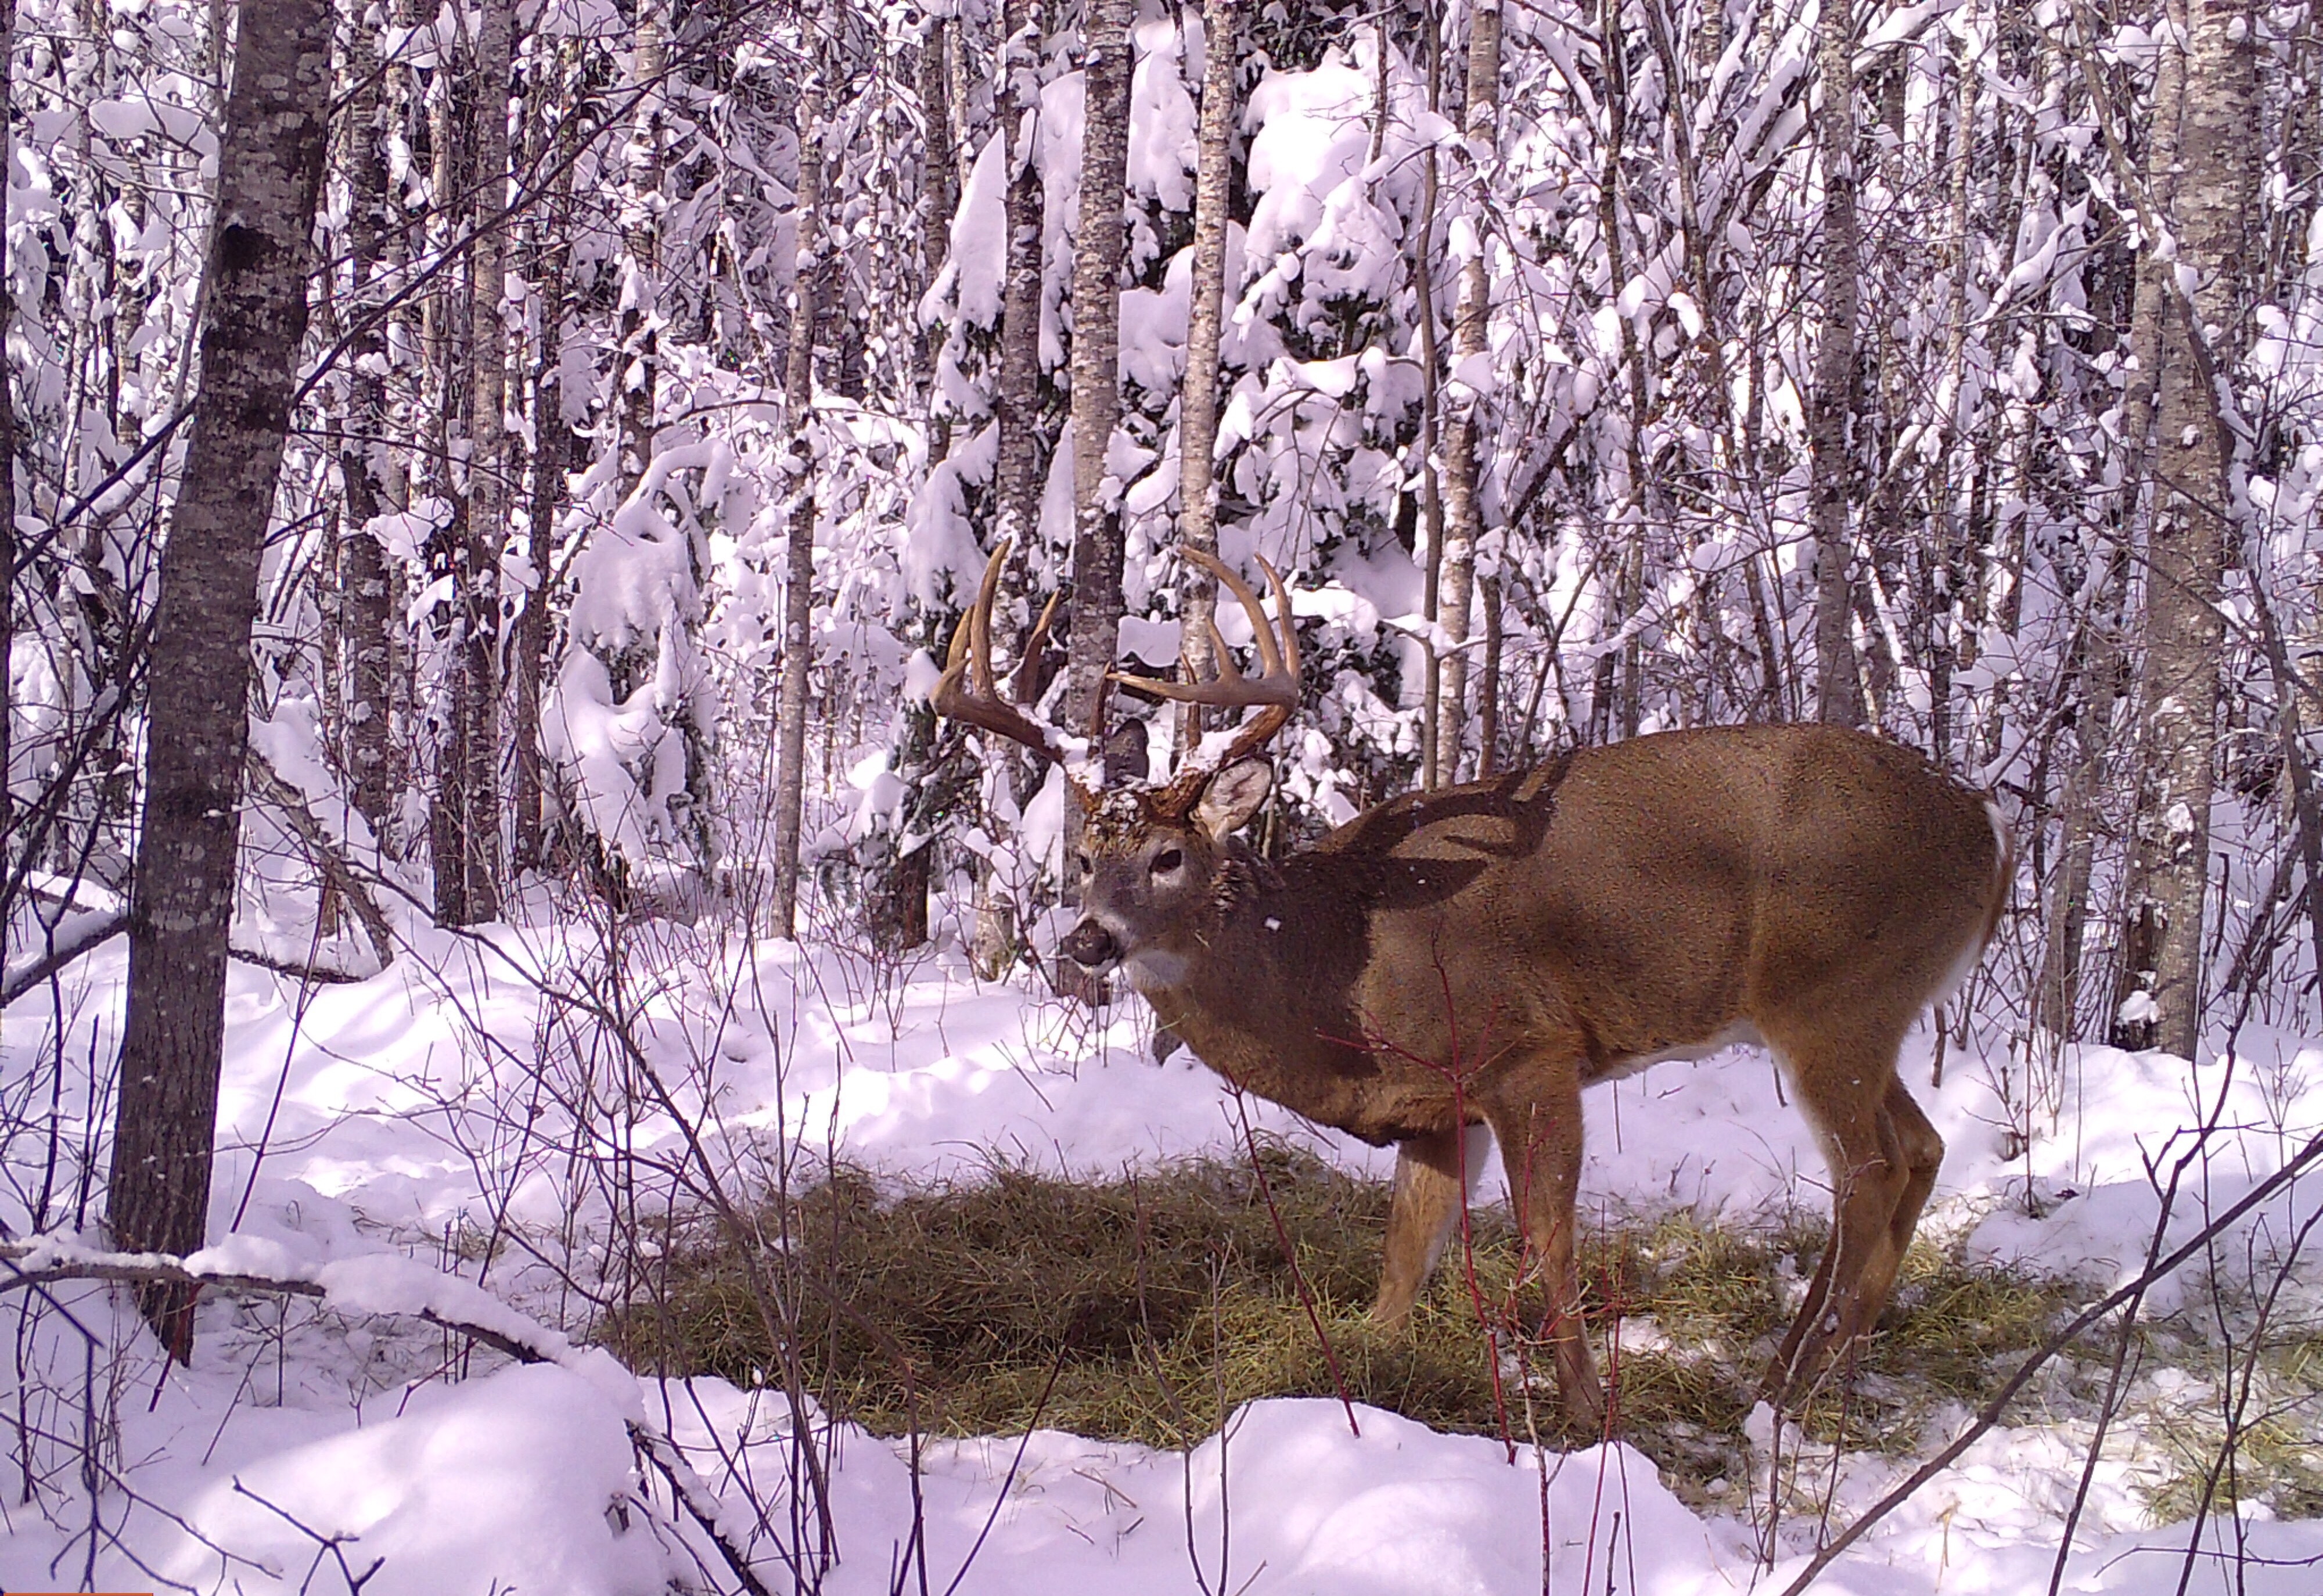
[607, 1151, 2081, 1505]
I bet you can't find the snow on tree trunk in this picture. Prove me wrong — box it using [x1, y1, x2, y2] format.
[1062, 0, 1135, 739]
[109, 0, 332, 1354]
[2116, 0, 2254, 1060]
[1808, 0, 1864, 728]
[1434, 0, 1499, 786]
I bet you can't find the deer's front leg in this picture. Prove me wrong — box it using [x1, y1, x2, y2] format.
[1489, 1068, 1605, 1436]
[1370, 1123, 1491, 1325]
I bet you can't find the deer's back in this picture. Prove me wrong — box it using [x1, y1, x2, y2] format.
[1305, 724, 2004, 1074]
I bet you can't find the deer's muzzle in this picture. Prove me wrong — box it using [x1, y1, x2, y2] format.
[1061, 919, 1119, 970]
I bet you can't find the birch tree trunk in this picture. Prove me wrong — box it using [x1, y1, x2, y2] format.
[1809, 0, 1865, 727]
[1062, 0, 1135, 738]
[1433, 0, 1499, 785]
[2115, 0, 2254, 1059]
[772, 12, 827, 937]
[109, 0, 332, 1353]
[1175, 0, 1238, 749]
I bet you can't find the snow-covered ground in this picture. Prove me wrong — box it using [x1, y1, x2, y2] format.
[3, 915, 2321, 1594]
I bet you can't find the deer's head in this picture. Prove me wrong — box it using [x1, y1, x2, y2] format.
[932, 540, 1301, 993]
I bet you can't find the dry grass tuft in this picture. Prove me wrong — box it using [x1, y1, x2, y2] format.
[609, 1149, 2082, 1504]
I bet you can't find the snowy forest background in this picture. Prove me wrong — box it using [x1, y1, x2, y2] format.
[3, 0, 2323, 1588]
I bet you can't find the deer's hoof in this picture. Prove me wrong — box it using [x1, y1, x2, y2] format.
[1366, 1300, 1415, 1333]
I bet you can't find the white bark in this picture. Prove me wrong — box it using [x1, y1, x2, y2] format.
[1433, 0, 1500, 786]
[1175, 0, 1238, 753]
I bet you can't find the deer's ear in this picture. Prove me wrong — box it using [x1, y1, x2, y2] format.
[1194, 760, 1272, 839]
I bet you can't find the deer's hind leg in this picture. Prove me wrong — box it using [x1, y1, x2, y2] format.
[1761, 1018, 1926, 1404]
[1880, 1075, 1946, 1264]
[1371, 1122, 1493, 1325]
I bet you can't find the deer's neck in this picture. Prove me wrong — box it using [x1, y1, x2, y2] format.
[1132, 850, 1390, 1138]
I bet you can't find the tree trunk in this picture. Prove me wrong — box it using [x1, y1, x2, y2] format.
[1412, 9, 1445, 785]
[1596, 0, 1650, 747]
[772, 12, 828, 938]
[447, 0, 509, 922]
[869, 17, 968, 952]
[1, 0, 19, 971]
[336, 5, 396, 841]
[1476, 573, 1502, 777]
[1062, 0, 1135, 738]
[2039, 584, 2122, 1038]
[991, 0, 1045, 566]
[917, 15, 956, 429]
[513, 44, 581, 869]
[969, 0, 1049, 979]
[1175, 0, 1239, 750]
[2113, 0, 2254, 1059]
[2105, 13, 2188, 1048]
[109, 0, 332, 1355]
[618, 2, 666, 490]
[1808, 0, 1864, 727]
[422, 1, 476, 924]
[1433, 0, 1500, 786]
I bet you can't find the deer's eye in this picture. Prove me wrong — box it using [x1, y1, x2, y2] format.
[1152, 847, 1184, 876]
[1074, 853, 1092, 876]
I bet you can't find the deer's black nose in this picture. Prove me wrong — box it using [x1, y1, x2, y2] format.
[1062, 920, 1118, 969]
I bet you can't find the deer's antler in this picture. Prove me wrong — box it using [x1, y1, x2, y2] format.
[931, 538, 1066, 763]
[1112, 548, 1303, 793]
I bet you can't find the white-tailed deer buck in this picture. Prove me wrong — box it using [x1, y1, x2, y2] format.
[934, 542, 2011, 1433]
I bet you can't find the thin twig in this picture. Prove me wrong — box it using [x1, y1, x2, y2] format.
[1229, 1092, 1360, 1438]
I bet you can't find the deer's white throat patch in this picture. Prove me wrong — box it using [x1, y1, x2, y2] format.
[1122, 948, 1191, 990]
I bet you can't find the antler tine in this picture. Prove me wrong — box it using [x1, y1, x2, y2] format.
[1111, 550, 1299, 708]
[930, 538, 1065, 762]
[1011, 591, 1061, 705]
[1112, 548, 1301, 770]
